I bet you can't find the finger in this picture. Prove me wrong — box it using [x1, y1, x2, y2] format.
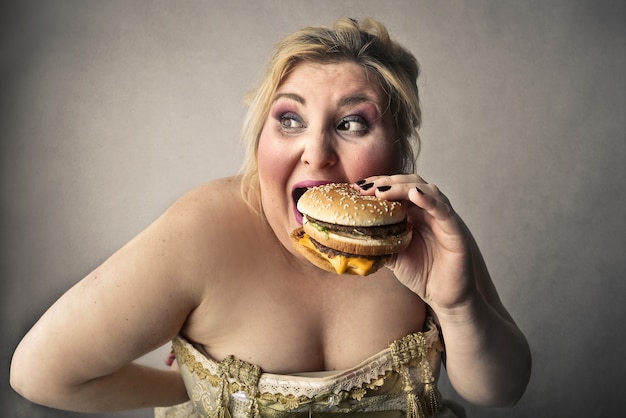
[373, 180, 453, 217]
[353, 174, 424, 195]
[368, 177, 440, 202]
[408, 185, 454, 222]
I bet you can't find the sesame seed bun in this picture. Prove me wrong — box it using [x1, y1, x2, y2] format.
[296, 183, 407, 227]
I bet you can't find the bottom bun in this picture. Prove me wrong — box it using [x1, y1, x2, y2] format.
[290, 228, 389, 276]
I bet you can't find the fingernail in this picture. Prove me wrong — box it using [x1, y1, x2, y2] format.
[355, 179, 367, 185]
[360, 182, 374, 190]
[377, 185, 392, 192]
[416, 187, 425, 195]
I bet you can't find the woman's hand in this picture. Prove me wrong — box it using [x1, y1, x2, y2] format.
[355, 174, 531, 406]
[355, 174, 475, 312]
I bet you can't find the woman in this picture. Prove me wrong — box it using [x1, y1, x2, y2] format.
[10, 18, 531, 417]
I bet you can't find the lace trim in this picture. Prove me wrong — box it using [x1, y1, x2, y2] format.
[172, 320, 443, 417]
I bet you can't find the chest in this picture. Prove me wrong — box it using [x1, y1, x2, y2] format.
[190, 267, 426, 373]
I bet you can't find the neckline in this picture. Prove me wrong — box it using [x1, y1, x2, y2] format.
[174, 317, 441, 382]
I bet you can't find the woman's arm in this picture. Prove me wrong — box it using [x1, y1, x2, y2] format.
[10, 188, 212, 411]
[357, 175, 531, 407]
[432, 231, 531, 406]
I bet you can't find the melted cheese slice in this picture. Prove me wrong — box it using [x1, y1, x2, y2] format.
[298, 234, 376, 276]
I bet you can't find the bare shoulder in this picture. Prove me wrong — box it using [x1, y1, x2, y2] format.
[162, 176, 273, 339]
[161, 176, 256, 244]
[177, 176, 249, 215]
[155, 176, 264, 283]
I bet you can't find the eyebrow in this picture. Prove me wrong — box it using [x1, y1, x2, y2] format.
[338, 94, 381, 110]
[272, 93, 305, 105]
[272, 93, 381, 111]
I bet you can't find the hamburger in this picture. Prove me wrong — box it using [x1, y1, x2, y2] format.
[290, 183, 412, 276]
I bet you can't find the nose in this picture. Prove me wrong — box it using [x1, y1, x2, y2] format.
[300, 131, 338, 169]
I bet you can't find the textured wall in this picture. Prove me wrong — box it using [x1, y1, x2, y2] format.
[2, 1, 624, 417]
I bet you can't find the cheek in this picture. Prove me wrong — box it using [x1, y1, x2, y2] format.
[347, 142, 404, 179]
[257, 127, 289, 183]
[376, 130, 405, 173]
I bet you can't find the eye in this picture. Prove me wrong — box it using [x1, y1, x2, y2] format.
[337, 116, 369, 134]
[279, 112, 305, 130]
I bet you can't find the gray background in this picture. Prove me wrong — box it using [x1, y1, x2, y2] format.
[2, 1, 624, 417]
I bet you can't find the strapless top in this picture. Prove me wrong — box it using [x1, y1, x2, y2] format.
[154, 318, 462, 418]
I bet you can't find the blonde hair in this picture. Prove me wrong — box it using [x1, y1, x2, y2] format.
[240, 17, 422, 209]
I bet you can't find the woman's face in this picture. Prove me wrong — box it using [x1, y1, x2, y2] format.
[257, 62, 403, 253]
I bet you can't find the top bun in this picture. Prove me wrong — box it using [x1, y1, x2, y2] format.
[297, 183, 406, 226]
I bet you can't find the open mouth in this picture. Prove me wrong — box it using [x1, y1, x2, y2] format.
[292, 187, 308, 224]
[292, 187, 308, 207]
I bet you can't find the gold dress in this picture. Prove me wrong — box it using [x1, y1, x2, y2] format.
[155, 319, 463, 418]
